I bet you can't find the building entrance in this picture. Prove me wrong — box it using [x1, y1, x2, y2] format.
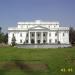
[31, 39, 35, 44]
[37, 40, 40, 44]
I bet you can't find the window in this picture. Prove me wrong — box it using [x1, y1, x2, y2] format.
[63, 33, 65, 36]
[20, 33, 22, 37]
[26, 33, 28, 37]
[38, 33, 40, 37]
[31, 39, 35, 44]
[20, 40, 22, 43]
[37, 40, 40, 44]
[49, 33, 51, 36]
[26, 40, 28, 43]
[49, 39, 51, 43]
[55, 32, 57, 36]
[12, 33, 14, 37]
[55, 39, 57, 43]
[43, 40, 46, 44]
[43, 33, 45, 36]
[32, 33, 34, 37]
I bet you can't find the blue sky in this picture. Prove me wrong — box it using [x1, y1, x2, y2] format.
[0, 0, 75, 33]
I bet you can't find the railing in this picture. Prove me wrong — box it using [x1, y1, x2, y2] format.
[17, 21, 59, 25]
[59, 27, 69, 30]
[8, 27, 27, 30]
[50, 27, 69, 30]
[8, 27, 69, 31]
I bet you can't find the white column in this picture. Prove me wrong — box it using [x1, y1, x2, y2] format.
[35, 32, 37, 44]
[47, 32, 49, 44]
[41, 32, 43, 43]
[28, 31, 30, 44]
[58, 30, 59, 43]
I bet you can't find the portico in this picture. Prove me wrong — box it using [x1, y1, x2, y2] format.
[28, 31, 49, 44]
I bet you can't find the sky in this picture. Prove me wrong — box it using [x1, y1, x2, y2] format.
[0, 0, 75, 33]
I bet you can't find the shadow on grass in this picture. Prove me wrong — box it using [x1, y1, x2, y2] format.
[0, 59, 49, 75]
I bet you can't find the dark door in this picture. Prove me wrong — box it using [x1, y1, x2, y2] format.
[37, 40, 40, 44]
[31, 39, 35, 44]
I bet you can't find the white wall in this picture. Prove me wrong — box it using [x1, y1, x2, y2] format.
[8, 21, 69, 45]
[8, 31, 28, 45]
[49, 31, 58, 43]
[8, 30, 69, 45]
[59, 31, 69, 44]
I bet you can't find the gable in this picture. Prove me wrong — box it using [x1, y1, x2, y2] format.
[28, 25, 50, 31]
[33, 27, 45, 29]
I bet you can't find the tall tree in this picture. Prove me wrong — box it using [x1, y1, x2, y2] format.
[12, 34, 16, 46]
[0, 27, 2, 33]
[4, 33, 8, 44]
[69, 27, 75, 44]
[0, 32, 5, 43]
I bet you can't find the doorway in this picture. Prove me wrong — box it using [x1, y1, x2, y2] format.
[31, 39, 35, 44]
[37, 40, 40, 44]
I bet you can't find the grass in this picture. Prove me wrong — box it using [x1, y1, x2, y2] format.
[0, 47, 75, 75]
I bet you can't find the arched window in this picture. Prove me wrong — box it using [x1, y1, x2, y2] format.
[31, 39, 35, 44]
[37, 40, 40, 44]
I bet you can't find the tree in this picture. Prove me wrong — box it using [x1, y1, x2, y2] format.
[0, 27, 5, 43]
[4, 33, 8, 44]
[0, 32, 5, 43]
[11, 34, 16, 46]
[69, 27, 75, 44]
[0, 27, 8, 44]
[0, 27, 2, 33]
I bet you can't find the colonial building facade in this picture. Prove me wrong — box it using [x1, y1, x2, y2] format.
[8, 20, 70, 45]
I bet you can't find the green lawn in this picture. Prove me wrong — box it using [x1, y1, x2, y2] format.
[0, 47, 75, 75]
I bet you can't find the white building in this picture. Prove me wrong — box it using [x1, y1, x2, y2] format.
[8, 20, 70, 45]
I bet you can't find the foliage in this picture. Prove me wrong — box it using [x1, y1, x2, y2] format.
[0, 27, 2, 33]
[0, 27, 8, 44]
[4, 33, 8, 44]
[11, 35, 16, 46]
[69, 27, 75, 44]
[0, 32, 5, 43]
